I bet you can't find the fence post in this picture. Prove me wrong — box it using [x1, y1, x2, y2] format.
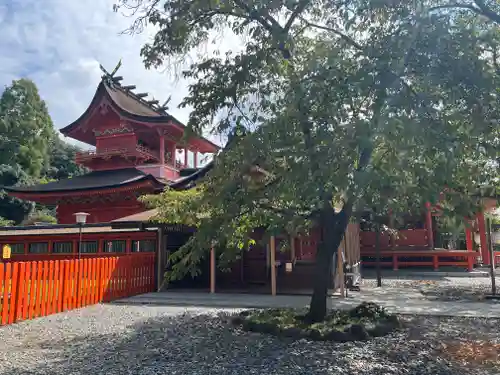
[13, 262, 25, 323]
[8, 262, 19, 324]
[28, 262, 37, 319]
[2, 263, 12, 325]
[56, 260, 64, 313]
[40, 260, 49, 317]
[22, 262, 31, 320]
[433, 255, 439, 271]
[62, 260, 70, 311]
[392, 254, 399, 271]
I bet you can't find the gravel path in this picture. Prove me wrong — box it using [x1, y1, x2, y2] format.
[362, 276, 500, 302]
[0, 304, 499, 375]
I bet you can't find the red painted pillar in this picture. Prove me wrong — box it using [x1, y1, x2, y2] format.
[477, 212, 490, 265]
[184, 148, 188, 167]
[465, 221, 474, 271]
[465, 225, 474, 251]
[388, 209, 395, 249]
[425, 202, 434, 249]
[159, 133, 165, 165]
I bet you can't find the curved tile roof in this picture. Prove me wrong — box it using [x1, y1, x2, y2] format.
[2, 168, 165, 194]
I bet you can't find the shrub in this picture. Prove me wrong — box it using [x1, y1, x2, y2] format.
[232, 302, 401, 342]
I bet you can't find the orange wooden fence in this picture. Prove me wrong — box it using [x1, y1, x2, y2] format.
[0, 253, 155, 326]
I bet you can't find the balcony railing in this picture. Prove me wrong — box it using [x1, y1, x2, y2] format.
[75, 145, 159, 164]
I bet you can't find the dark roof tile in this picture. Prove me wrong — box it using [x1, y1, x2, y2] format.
[3, 168, 165, 194]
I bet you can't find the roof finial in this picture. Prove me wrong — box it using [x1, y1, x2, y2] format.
[110, 59, 122, 77]
[158, 96, 172, 112]
[99, 59, 123, 84]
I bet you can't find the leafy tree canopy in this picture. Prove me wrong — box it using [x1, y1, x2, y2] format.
[0, 216, 14, 227]
[0, 164, 36, 224]
[21, 208, 57, 226]
[0, 78, 55, 178]
[120, 0, 500, 320]
[46, 137, 87, 180]
[0, 79, 86, 224]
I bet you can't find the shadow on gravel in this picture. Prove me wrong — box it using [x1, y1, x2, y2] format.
[418, 286, 500, 303]
[362, 272, 447, 281]
[0, 312, 489, 375]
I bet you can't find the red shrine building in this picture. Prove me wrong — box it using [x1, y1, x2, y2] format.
[4, 74, 219, 224]
[0, 71, 498, 295]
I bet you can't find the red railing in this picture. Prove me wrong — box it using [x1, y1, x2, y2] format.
[0, 253, 155, 326]
[75, 145, 159, 163]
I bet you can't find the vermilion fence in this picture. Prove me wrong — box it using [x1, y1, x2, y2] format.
[0, 253, 155, 326]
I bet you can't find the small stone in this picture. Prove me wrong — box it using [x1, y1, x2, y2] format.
[307, 329, 322, 341]
[242, 320, 258, 331]
[239, 310, 251, 317]
[345, 324, 370, 341]
[257, 322, 278, 334]
[231, 316, 244, 326]
[368, 322, 394, 337]
[280, 327, 303, 339]
[324, 329, 352, 342]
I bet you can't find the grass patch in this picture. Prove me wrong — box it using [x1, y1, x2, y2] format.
[232, 302, 401, 342]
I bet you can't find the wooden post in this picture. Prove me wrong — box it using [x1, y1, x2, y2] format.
[184, 148, 188, 167]
[388, 209, 395, 249]
[210, 246, 216, 294]
[465, 221, 474, 271]
[290, 236, 296, 262]
[486, 217, 497, 295]
[156, 229, 163, 292]
[465, 225, 474, 251]
[270, 236, 276, 296]
[375, 225, 382, 287]
[425, 202, 434, 249]
[193, 151, 198, 168]
[337, 243, 345, 298]
[477, 212, 490, 265]
[159, 133, 165, 165]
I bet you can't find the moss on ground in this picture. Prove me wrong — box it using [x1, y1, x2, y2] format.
[231, 302, 402, 342]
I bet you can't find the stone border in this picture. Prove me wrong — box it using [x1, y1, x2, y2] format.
[231, 303, 402, 342]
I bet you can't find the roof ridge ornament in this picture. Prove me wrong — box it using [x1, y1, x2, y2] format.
[98, 59, 171, 115]
[158, 96, 172, 112]
[99, 59, 123, 85]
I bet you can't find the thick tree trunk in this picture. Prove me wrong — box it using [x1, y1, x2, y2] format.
[306, 204, 351, 323]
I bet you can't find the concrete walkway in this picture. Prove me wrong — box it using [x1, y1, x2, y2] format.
[115, 289, 500, 318]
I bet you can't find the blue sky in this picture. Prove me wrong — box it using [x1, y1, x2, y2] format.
[0, 0, 235, 147]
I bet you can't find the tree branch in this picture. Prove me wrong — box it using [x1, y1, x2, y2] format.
[429, 1, 500, 24]
[284, 0, 312, 33]
[255, 201, 314, 219]
[428, 3, 480, 13]
[231, 0, 281, 34]
[474, 0, 500, 24]
[299, 18, 364, 50]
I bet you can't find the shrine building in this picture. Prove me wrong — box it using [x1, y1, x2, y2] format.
[4, 73, 219, 224]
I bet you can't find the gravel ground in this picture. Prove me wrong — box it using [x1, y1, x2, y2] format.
[0, 304, 499, 375]
[362, 276, 500, 302]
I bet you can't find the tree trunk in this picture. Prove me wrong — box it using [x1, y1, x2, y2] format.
[306, 204, 351, 323]
[375, 224, 382, 287]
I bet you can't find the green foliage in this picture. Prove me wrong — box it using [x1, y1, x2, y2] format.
[0, 216, 14, 227]
[132, 0, 499, 288]
[232, 302, 400, 341]
[0, 79, 86, 224]
[46, 137, 87, 180]
[0, 79, 55, 178]
[0, 164, 36, 224]
[21, 208, 57, 226]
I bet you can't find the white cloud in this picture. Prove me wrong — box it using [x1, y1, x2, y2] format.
[0, 0, 238, 148]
